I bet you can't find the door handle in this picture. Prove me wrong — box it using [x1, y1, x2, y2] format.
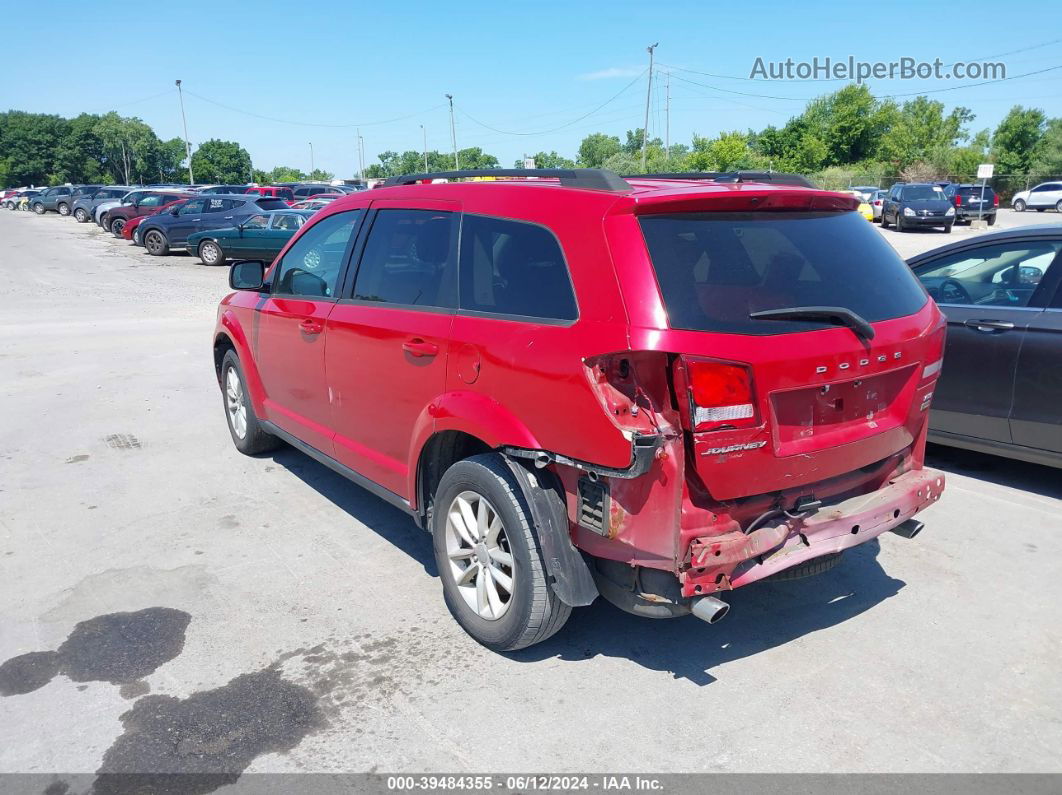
[402, 338, 439, 357]
[298, 319, 324, 335]
[964, 319, 1015, 333]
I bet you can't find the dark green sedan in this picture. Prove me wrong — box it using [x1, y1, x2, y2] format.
[186, 210, 314, 265]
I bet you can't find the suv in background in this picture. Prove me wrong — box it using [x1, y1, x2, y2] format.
[103, 190, 195, 236]
[57, 185, 103, 216]
[31, 185, 75, 214]
[140, 194, 290, 256]
[200, 184, 252, 195]
[291, 183, 345, 200]
[246, 185, 296, 203]
[944, 184, 998, 225]
[213, 168, 946, 651]
[1011, 181, 1062, 213]
[880, 183, 955, 232]
[71, 186, 130, 223]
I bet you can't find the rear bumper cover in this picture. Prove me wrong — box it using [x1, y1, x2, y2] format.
[683, 467, 945, 596]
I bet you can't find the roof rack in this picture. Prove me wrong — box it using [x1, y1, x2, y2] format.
[381, 168, 631, 192]
[625, 171, 817, 189]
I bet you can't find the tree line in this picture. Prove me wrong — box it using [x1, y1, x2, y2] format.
[4, 85, 1061, 193]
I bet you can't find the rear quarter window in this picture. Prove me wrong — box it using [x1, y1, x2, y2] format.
[255, 199, 288, 211]
[639, 211, 928, 335]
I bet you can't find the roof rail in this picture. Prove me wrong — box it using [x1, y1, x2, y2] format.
[381, 168, 631, 192]
[625, 171, 817, 189]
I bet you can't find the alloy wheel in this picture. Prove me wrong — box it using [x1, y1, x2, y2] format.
[145, 231, 164, 254]
[225, 366, 247, 439]
[444, 491, 515, 621]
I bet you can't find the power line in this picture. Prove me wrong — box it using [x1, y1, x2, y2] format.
[182, 90, 445, 129]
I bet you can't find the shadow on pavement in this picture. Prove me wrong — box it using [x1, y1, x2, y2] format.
[927, 443, 1062, 501]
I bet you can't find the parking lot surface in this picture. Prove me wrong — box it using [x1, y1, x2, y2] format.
[1, 208, 1061, 778]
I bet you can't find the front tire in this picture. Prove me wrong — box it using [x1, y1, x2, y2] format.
[32, 203, 44, 215]
[144, 229, 170, 256]
[74, 208, 88, 223]
[110, 217, 126, 237]
[220, 350, 280, 455]
[895, 213, 904, 232]
[1014, 199, 1026, 212]
[198, 239, 226, 266]
[433, 454, 571, 651]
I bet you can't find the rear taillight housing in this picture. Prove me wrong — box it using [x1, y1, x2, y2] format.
[994, 193, 999, 206]
[676, 357, 759, 432]
[954, 196, 962, 206]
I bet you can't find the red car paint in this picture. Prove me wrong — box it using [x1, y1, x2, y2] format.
[245, 185, 296, 205]
[122, 198, 189, 241]
[103, 191, 194, 234]
[214, 174, 945, 615]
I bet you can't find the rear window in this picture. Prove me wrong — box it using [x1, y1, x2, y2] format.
[255, 198, 288, 210]
[957, 186, 995, 197]
[639, 211, 928, 335]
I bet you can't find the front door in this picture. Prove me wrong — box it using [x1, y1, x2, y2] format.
[254, 209, 364, 454]
[912, 239, 1062, 443]
[324, 203, 459, 497]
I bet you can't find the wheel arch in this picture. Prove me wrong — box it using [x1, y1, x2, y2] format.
[213, 315, 267, 415]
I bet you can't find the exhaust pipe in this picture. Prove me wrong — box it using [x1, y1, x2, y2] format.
[891, 519, 924, 539]
[691, 596, 730, 624]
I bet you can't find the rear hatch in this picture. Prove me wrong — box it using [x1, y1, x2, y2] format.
[637, 202, 943, 500]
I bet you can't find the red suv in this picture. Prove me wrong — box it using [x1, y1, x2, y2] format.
[245, 185, 296, 205]
[213, 169, 946, 651]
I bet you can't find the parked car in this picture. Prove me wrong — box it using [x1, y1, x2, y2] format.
[288, 183, 345, 200]
[123, 198, 190, 243]
[880, 183, 955, 232]
[139, 194, 290, 256]
[30, 185, 76, 214]
[1011, 182, 1062, 213]
[71, 186, 130, 223]
[200, 184, 252, 195]
[869, 189, 886, 220]
[908, 225, 1062, 468]
[94, 188, 171, 226]
[103, 190, 194, 236]
[3, 189, 41, 210]
[845, 191, 873, 221]
[187, 209, 313, 265]
[848, 185, 879, 203]
[291, 197, 339, 212]
[943, 183, 998, 225]
[246, 185, 296, 204]
[212, 168, 946, 650]
[57, 185, 103, 216]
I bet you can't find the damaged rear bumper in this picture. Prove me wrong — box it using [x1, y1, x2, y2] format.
[683, 467, 945, 596]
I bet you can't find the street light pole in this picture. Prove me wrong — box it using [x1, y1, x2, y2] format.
[309, 142, 315, 176]
[175, 79, 194, 184]
[665, 70, 670, 165]
[642, 43, 658, 172]
[445, 94, 459, 170]
[420, 124, 428, 171]
[358, 133, 365, 180]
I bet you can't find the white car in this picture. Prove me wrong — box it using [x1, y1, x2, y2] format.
[1011, 181, 1062, 213]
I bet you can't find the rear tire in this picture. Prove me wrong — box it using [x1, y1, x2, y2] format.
[198, 240, 225, 266]
[220, 350, 280, 455]
[110, 217, 126, 237]
[987, 214, 996, 226]
[143, 229, 170, 256]
[765, 552, 843, 582]
[74, 208, 88, 223]
[432, 454, 571, 651]
[58, 203, 70, 216]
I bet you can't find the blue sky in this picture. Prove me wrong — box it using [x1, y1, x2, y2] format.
[2, 1, 1060, 177]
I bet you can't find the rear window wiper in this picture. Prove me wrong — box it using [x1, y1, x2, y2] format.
[749, 306, 876, 341]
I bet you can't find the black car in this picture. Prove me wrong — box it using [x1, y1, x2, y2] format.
[908, 225, 1062, 468]
[137, 194, 289, 256]
[944, 183, 997, 225]
[881, 183, 955, 232]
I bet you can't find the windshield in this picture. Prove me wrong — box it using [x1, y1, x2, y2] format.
[639, 211, 928, 335]
[902, 186, 945, 201]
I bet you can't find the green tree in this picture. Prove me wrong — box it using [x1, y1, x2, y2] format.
[577, 133, 621, 167]
[992, 106, 1047, 175]
[877, 97, 973, 167]
[513, 151, 575, 169]
[621, 128, 663, 155]
[1032, 118, 1062, 175]
[0, 111, 68, 185]
[688, 131, 753, 171]
[190, 139, 253, 183]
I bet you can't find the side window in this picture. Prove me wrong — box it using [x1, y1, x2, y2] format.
[138, 194, 165, 208]
[273, 210, 362, 298]
[272, 214, 301, 231]
[459, 215, 577, 321]
[279, 188, 294, 201]
[178, 199, 205, 215]
[352, 209, 458, 308]
[914, 242, 1062, 307]
[242, 214, 269, 229]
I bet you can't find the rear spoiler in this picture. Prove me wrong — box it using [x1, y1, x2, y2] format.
[625, 171, 817, 189]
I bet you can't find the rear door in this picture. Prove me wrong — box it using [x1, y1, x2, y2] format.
[254, 209, 364, 453]
[911, 238, 1062, 444]
[1009, 252, 1062, 453]
[636, 207, 940, 500]
[324, 200, 459, 496]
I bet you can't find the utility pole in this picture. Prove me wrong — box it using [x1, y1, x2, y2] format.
[665, 70, 671, 165]
[420, 124, 428, 171]
[642, 43, 658, 172]
[309, 142, 315, 176]
[175, 79, 194, 184]
[445, 94, 459, 170]
[358, 133, 365, 180]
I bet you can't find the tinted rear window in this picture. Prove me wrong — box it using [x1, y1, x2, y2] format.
[639, 211, 928, 335]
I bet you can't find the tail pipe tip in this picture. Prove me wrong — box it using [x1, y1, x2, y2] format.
[691, 596, 730, 624]
[891, 519, 924, 539]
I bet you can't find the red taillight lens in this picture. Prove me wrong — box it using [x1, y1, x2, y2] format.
[994, 193, 999, 206]
[682, 358, 758, 431]
[954, 196, 962, 206]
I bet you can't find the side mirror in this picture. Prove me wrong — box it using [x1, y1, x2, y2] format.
[229, 260, 266, 291]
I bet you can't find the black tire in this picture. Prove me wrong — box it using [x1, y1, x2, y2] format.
[143, 228, 170, 256]
[32, 202, 45, 215]
[1014, 199, 1026, 212]
[765, 552, 843, 582]
[987, 214, 996, 226]
[1056, 200, 1062, 213]
[880, 210, 890, 229]
[74, 207, 88, 223]
[220, 350, 280, 455]
[895, 213, 904, 232]
[110, 217, 126, 237]
[943, 223, 952, 233]
[432, 454, 571, 651]
[198, 239, 226, 266]
[58, 202, 70, 216]
[1036, 208, 1045, 212]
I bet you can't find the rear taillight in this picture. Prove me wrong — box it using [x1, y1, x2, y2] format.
[678, 357, 759, 432]
[993, 193, 999, 206]
[954, 196, 962, 206]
